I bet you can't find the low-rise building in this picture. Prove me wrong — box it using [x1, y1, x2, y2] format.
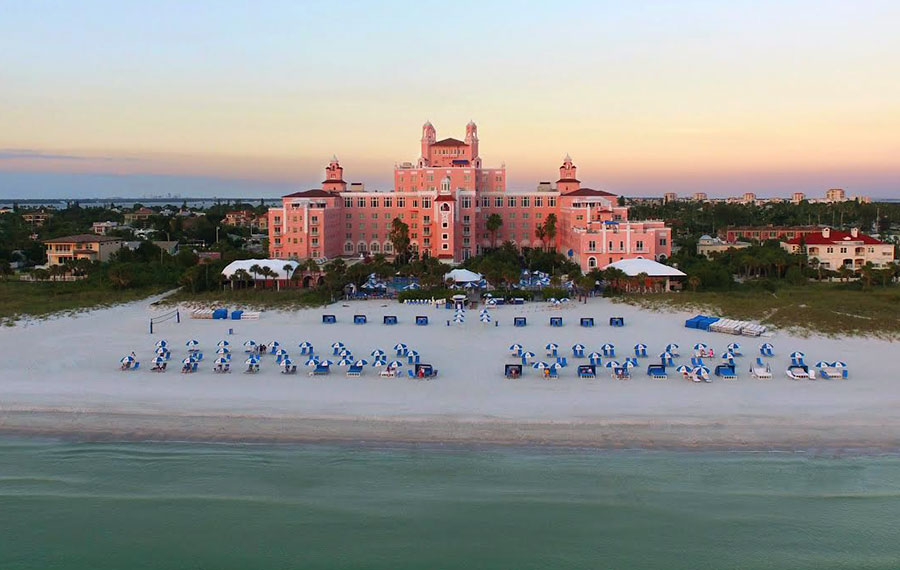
[123, 207, 154, 225]
[697, 234, 750, 257]
[92, 221, 120, 235]
[44, 234, 125, 266]
[781, 227, 895, 270]
[22, 209, 53, 227]
[223, 210, 258, 227]
[723, 225, 824, 243]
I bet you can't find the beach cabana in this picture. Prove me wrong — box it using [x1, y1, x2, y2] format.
[545, 343, 559, 357]
[609, 317, 624, 327]
[213, 357, 230, 373]
[393, 343, 409, 356]
[383, 315, 398, 325]
[407, 350, 420, 364]
[580, 318, 594, 327]
[347, 359, 368, 377]
[353, 315, 367, 325]
[714, 363, 736, 379]
[504, 364, 523, 379]
[647, 363, 668, 379]
[514, 317, 527, 327]
[572, 344, 585, 358]
[577, 364, 596, 379]
[634, 343, 648, 358]
[587, 352, 602, 365]
[415, 315, 429, 326]
[759, 343, 775, 357]
[601, 343, 615, 358]
[408, 363, 438, 379]
[298, 341, 313, 355]
[322, 314, 337, 324]
[280, 358, 297, 375]
[550, 317, 563, 327]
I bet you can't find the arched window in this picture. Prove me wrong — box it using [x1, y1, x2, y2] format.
[440, 203, 450, 212]
[370, 242, 380, 253]
[383, 241, 393, 252]
[588, 256, 597, 268]
[357, 242, 367, 253]
[344, 242, 353, 253]
[441, 176, 451, 192]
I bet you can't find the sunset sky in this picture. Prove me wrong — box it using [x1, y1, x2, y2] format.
[1, 0, 899, 199]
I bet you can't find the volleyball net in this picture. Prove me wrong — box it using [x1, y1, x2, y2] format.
[149, 309, 180, 334]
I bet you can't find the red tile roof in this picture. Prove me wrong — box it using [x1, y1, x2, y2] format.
[556, 178, 581, 183]
[44, 234, 122, 244]
[562, 187, 617, 197]
[431, 138, 467, 147]
[435, 194, 456, 202]
[284, 189, 334, 198]
[785, 229, 883, 245]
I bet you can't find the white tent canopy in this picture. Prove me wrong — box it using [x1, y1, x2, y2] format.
[222, 259, 299, 280]
[605, 258, 686, 277]
[444, 268, 482, 283]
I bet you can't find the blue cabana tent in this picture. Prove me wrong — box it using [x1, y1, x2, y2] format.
[580, 317, 594, 327]
[322, 314, 336, 324]
[609, 317, 624, 327]
[383, 315, 398, 325]
[634, 343, 648, 357]
[514, 317, 527, 327]
[550, 317, 563, 327]
[415, 316, 429, 326]
[353, 315, 367, 324]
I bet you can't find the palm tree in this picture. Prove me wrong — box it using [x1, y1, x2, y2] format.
[860, 262, 875, 289]
[249, 263, 263, 288]
[232, 269, 251, 289]
[282, 263, 295, 291]
[687, 275, 701, 292]
[543, 214, 558, 251]
[486, 214, 503, 248]
[534, 224, 546, 251]
[636, 271, 650, 293]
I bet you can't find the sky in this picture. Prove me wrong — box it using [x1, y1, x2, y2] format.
[1, 0, 899, 199]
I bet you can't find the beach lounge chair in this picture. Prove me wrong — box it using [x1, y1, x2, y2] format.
[547, 368, 559, 379]
[817, 363, 849, 380]
[379, 367, 397, 378]
[282, 364, 297, 375]
[690, 357, 704, 367]
[786, 364, 811, 380]
[346, 364, 363, 377]
[577, 365, 596, 379]
[714, 363, 737, 379]
[504, 364, 523, 379]
[310, 364, 330, 376]
[750, 358, 772, 379]
[647, 364, 668, 379]
[612, 366, 631, 380]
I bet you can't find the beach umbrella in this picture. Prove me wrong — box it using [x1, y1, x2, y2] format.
[354, 359, 369, 367]
[726, 342, 741, 353]
[305, 357, 320, 367]
[480, 314, 491, 323]
[318, 360, 334, 368]
[274, 349, 288, 358]
[155, 346, 169, 355]
[572, 344, 585, 352]
[371, 349, 386, 358]
[336, 358, 354, 367]
[185, 339, 199, 348]
[453, 314, 465, 323]
[605, 361, 622, 368]
[601, 343, 615, 351]
[665, 343, 680, 355]
[532, 361, 551, 369]
[486, 298, 497, 306]
[634, 343, 648, 352]
[675, 365, 691, 374]
[587, 352, 602, 363]
[155, 340, 168, 349]
[509, 343, 523, 354]
[338, 348, 352, 357]
[659, 351, 674, 359]
[815, 361, 830, 368]
[549, 362, 563, 370]
[545, 343, 559, 351]
[331, 342, 345, 350]
[406, 349, 419, 358]
[790, 351, 805, 359]
[624, 357, 638, 367]
[520, 351, 536, 360]
[245, 356, 260, 365]
[214, 357, 229, 366]
[243, 340, 257, 348]
[216, 347, 230, 355]
[217, 340, 230, 347]
[299, 341, 313, 351]
[280, 358, 294, 368]
[760, 343, 774, 352]
[182, 357, 194, 365]
[693, 342, 708, 350]
[393, 343, 408, 354]
[721, 351, 736, 360]
[623, 360, 636, 369]
[120, 355, 134, 365]
[831, 361, 847, 368]
[371, 358, 387, 367]
[692, 366, 710, 377]
[385, 360, 403, 369]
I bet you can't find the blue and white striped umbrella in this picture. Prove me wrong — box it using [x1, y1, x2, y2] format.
[605, 361, 622, 368]
[675, 365, 691, 374]
[371, 358, 387, 367]
[336, 358, 354, 367]
[572, 344, 585, 352]
[318, 360, 334, 367]
[831, 361, 847, 368]
[692, 366, 710, 376]
[216, 347, 230, 355]
[214, 357, 229, 366]
[243, 340, 257, 349]
[721, 351, 736, 360]
[480, 309, 490, 316]
[120, 355, 134, 365]
[217, 340, 230, 347]
[815, 361, 830, 368]
[338, 348, 352, 357]
[602, 343, 615, 351]
[453, 315, 465, 323]
[182, 357, 194, 365]
[245, 356, 260, 365]
[532, 361, 551, 369]
[634, 343, 648, 351]
[549, 362, 564, 369]
[299, 341, 313, 350]
[353, 359, 369, 366]
[155, 340, 168, 349]
[331, 342, 345, 350]
[546, 343, 559, 350]
[790, 351, 805, 359]
[760, 343, 774, 352]
[623, 360, 636, 369]
[624, 357, 638, 367]
[659, 351, 674, 360]
[371, 349, 386, 358]
[384, 360, 403, 369]
[155, 347, 169, 355]
[480, 314, 491, 323]
[509, 344, 523, 354]
[280, 358, 294, 368]
[393, 343, 408, 353]
[587, 352, 602, 362]
[665, 343, 680, 355]
[305, 357, 320, 367]
[693, 343, 708, 350]
[726, 342, 741, 353]
[486, 298, 497, 306]
[520, 351, 536, 360]
[185, 339, 199, 348]
[274, 348, 288, 357]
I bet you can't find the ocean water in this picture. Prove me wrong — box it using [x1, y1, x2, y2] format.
[1, 439, 899, 569]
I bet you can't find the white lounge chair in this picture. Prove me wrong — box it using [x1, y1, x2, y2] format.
[750, 358, 772, 379]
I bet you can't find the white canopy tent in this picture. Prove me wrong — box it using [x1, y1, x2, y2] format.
[444, 268, 482, 283]
[605, 257, 686, 291]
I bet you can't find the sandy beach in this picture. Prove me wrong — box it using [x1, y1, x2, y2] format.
[1, 297, 897, 450]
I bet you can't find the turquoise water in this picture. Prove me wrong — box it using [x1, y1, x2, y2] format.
[1, 439, 899, 569]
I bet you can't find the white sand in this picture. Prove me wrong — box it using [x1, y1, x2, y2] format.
[1, 296, 897, 449]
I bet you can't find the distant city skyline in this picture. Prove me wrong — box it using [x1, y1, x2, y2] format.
[2, 0, 899, 199]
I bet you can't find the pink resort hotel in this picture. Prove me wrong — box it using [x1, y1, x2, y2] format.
[268, 121, 671, 272]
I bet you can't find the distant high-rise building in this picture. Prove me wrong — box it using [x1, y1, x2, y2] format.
[792, 192, 805, 204]
[692, 192, 707, 202]
[663, 192, 678, 203]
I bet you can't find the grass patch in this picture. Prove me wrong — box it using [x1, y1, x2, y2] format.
[0, 280, 167, 325]
[159, 287, 335, 310]
[615, 284, 900, 338]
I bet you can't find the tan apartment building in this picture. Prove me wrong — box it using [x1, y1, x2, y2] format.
[44, 234, 125, 266]
[781, 227, 895, 270]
